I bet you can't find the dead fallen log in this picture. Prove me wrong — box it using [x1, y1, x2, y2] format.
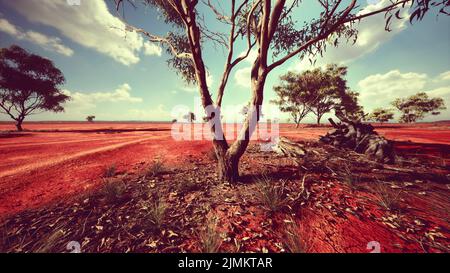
[272, 137, 307, 158]
[320, 118, 395, 164]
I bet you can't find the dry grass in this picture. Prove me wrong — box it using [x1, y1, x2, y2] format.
[373, 183, 402, 211]
[146, 159, 166, 178]
[283, 218, 308, 253]
[177, 179, 199, 194]
[35, 229, 65, 253]
[340, 165, 361, 190]
[144, 197, 167, 230]
[255, 175, 287, 213]
[102, 177, 126, 203]
[103, 164, 117, 178]
[198, 216, 222, 253]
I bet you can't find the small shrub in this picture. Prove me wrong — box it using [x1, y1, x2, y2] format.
[146, 160, 165, 178]
[255, 176, 287, 213]
[102, 178, 125, 203]
[199, 216, 222, 253]
[103, 164, 116, 178]
[144, 197, 167, 230]
[283, 219, 307, 253]
[373, 183, 402, 211]
[177, 179, 199, 194]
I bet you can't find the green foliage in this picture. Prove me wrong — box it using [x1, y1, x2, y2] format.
[273, 64, 364, 124]
[369, 108, 395, 124]
[392, 92, 446, 123]
[0, 45, 69, 130]
[271, 71, 313, 126]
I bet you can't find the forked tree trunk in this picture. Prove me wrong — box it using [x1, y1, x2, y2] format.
[217, 154, 239, 183]
[214, 68, 266, 183]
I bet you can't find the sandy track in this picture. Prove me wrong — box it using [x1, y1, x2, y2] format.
[0, 136, 155, 179]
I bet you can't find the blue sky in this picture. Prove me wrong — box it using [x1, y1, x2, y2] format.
[0, 0, 449, 122]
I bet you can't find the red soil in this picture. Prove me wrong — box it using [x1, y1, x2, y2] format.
[1, 121, 449, 218]
[0, 121, 449, 253]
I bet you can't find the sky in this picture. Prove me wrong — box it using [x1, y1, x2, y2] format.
[0, 0, 449, 123]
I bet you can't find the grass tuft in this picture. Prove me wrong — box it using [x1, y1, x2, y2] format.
[102, 177, 126, 203]
[373, 183, 402, 211]
[144, 197, 167, 230]
[146, 159, 166, 178]
[198, 216, 222, 253]
[103, 164, 117, 178]
[283, 218, 308, 253]
[255, 175, 287, 213]
[177, 179, 199, 194]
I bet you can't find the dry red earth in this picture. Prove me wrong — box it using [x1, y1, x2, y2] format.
[0, 121, 449, 253]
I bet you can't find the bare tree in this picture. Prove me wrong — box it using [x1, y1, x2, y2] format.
[114, 0, 448, 182]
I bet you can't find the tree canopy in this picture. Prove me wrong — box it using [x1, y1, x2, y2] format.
[272, 64, 364, 125]
[271, 71, 313, 127]
[392, 92, 446, 123]
[369, 108, 395, 124]
[0, 45, 69, 131]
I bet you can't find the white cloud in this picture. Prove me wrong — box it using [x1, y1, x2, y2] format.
[179, 72, 214, 93]
[144, 42, 162, 57]
[124, 104, 169, 121]
[5, 0, 159, 65]
[0, 18, 74, 56]
[233, 49, 258, 88]
[234, 66, 252, 88]
[291, 0, 409, 71]
[358, 70, 450, 120]
[64, 83, 143, 111]
[437, 71, 450, 81]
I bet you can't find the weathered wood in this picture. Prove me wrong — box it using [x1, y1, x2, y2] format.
[273, 137, 307, 158]
[320, 119, 395, 164]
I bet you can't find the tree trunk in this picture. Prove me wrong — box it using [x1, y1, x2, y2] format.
[217, 154, 239, 183]
[317, 116, 321, 125]
[218, 64, 266, 183]
[16, 120, 23, 131]
[295, 123, 300, 128]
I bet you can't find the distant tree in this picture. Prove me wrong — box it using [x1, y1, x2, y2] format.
[171, 118, 178, 123]
[183, 111, 196, 122]
[0, 45, 69, 131]
[271, 72, 313, 128]
[86, 115, 96, 122]
[392, 92, 446, 123]
[369, 108, 394, 124]
[274, 64, 361, 125]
